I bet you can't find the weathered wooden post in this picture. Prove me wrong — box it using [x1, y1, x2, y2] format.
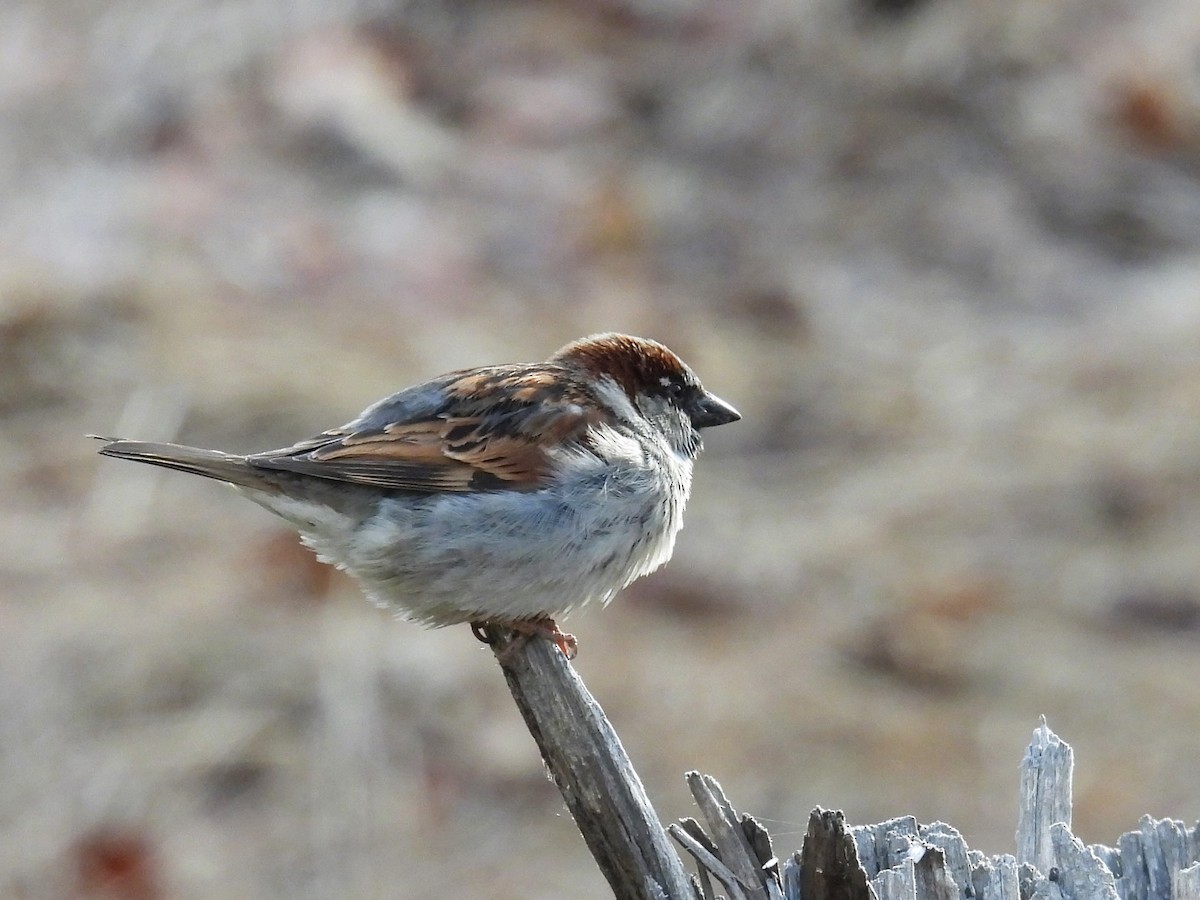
[483, 627, 696, 899]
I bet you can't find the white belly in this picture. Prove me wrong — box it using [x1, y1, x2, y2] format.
[253, 442, 693, 626]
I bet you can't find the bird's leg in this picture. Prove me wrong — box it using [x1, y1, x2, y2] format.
[470, 617, 577, 660]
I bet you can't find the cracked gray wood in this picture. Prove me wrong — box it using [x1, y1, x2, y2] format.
[482, 637, 1196, 900]
[1018, 718, 1075, 875]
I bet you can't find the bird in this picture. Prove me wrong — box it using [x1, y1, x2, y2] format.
[93, 333, 740, 658]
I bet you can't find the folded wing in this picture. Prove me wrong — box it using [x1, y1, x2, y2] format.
[248, 365, 608, 493]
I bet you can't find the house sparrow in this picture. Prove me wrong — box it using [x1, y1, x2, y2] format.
[93, 333, 739, 658]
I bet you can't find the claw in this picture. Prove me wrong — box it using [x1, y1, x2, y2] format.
[470, 621, 493, 645]
[471, 617, 577, 660]
[545, 624, 578, 660]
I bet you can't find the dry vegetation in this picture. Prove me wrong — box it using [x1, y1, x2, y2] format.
[2, 0, 1200, 897]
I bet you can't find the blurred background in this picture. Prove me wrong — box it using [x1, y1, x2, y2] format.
[3, 0, 1200, 897]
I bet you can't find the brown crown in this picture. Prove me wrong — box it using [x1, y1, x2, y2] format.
[549, 333, 691, 400]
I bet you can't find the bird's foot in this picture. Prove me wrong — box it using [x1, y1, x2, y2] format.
[470, 617, 577, 661]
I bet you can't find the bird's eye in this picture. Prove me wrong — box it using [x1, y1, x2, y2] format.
[667, 380, 686, 399]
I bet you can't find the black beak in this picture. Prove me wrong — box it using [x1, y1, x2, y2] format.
[690, 392, 741, 429]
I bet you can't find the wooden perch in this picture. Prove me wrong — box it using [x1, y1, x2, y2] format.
[482, 630, 1198, 900]
[481, 626, 695, 900]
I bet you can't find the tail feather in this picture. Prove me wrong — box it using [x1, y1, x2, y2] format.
[91, 437, 268, 490]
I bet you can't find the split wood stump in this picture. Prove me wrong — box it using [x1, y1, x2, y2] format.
[482, 628, 1199, 900]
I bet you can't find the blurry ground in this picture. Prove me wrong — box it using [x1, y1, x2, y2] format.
[3, 0, 1200, 897]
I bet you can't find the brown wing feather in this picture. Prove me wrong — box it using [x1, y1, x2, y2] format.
[246, 369, 609, 493]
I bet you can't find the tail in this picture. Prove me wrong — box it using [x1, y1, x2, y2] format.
[90, 436, 271, 491]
